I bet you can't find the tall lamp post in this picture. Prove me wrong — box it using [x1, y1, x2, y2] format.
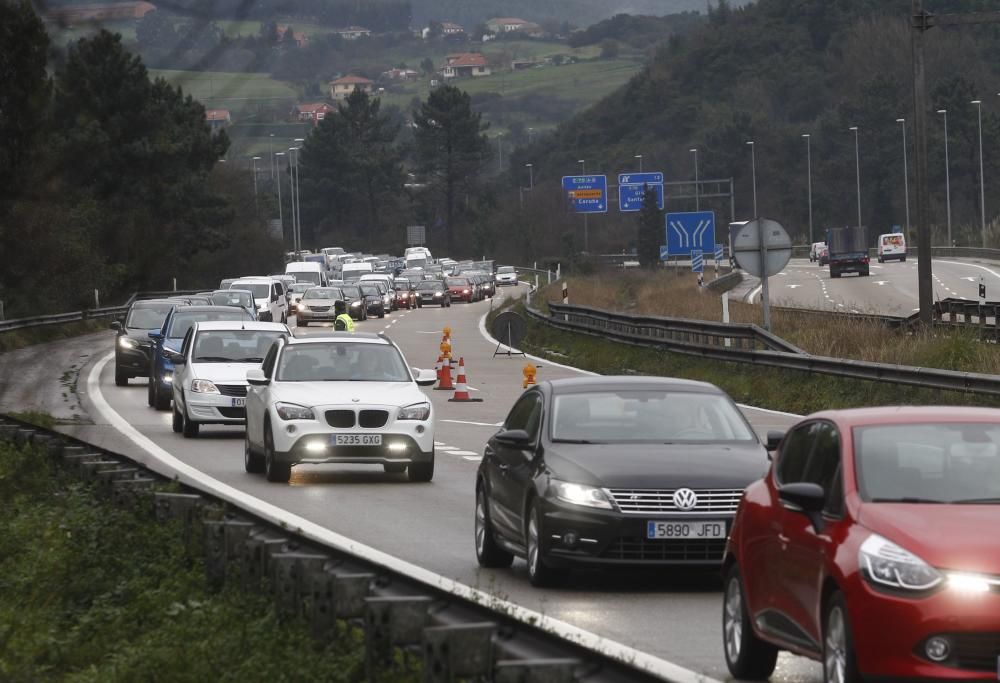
[973, 99, 986, 247]
[293, 138, 305, 251]
[288, 147, 299, 254]
[849, 126, 862, 230]
[251, 156, 261, 212]
[802, 134, 813, 245]
[578, 159, 588, 252]
[525, 163, 534, 189]
[690, 148, 699, 211]
[634, 154, 643, 173]
[497, 133, 503, 172]
[897, 118, 911, 242]
[938, 109, 952, 246]
[275, 151, 286, 250]
[746, 141, 757, 217]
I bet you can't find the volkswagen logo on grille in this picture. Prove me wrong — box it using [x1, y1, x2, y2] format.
[672, 488, 698, 511]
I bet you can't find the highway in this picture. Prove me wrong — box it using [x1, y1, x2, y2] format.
[0, 283, 831, 683]
[749, 257, 1000, 315]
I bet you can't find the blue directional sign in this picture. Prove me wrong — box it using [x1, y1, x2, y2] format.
[691, 249, 704, 273]
[562, 175, 608, 213]
[665, 211, 716, 257]
[618, 172, 665, 212]
[715, 244, 725, 262]
[659, 245, 670, 261]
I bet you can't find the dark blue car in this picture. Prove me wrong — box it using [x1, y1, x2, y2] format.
[147, 305, 249, 410]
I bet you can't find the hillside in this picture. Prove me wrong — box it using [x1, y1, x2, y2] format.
[497, 0, 1000, 260]
[410, 0, 751, 27]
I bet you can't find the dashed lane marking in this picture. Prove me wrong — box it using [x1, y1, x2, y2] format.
[441, 419, 502, 427]
[449, 450, 479, 456]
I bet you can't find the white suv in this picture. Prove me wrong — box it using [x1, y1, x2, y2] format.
[230, 278, 288, 323]
[244, 333, 438, 483]
[494, 266, 518, 286]
[167, 321, 289, 437]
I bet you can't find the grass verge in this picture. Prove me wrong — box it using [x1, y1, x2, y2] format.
[0, 440, 412, 682]
[0, 319, 107, 354]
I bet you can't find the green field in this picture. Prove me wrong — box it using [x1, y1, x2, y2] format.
[215, 18, 344, 38]
[45, 18, 137, 44]
[150, 69, 300, 104]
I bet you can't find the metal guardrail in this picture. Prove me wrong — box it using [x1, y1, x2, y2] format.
[0, 417, 683, 683]
[0, 290, 207, 333]
[530, 302, 1000, 396]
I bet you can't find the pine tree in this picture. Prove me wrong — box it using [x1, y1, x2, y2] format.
[637, 185, 662, 269]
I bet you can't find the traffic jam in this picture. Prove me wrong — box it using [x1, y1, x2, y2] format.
[106, 246, 1000, 683]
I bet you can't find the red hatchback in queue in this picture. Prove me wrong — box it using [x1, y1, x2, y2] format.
[445, 276, 474, 303]
[723, 407, 1000, 683]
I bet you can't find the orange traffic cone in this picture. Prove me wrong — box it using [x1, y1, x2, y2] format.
[435, 355, 443, 383]
[448, 357, 483, 403]
[435, 357, 455, 391]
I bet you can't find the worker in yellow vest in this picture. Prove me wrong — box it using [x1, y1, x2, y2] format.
[333, 299, 355, 332]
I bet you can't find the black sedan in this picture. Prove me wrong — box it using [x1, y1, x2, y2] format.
[474, 376, 772, 586]
[109, 298, 180, 386]
[414, 280, 451, 307]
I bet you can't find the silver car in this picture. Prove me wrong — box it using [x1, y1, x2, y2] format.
[295, 286, 344, 327]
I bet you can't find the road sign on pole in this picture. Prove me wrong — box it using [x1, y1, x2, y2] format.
[618, 172, 665, 212]
[732, 218, 792, 332]
[659, 245, 670, 261]
[664, 211, 715, 257]
[714, 244, 725, 262]
[691, 250, 704, 273]
[980, 276, 987, 303]
[562, 175, 608, 213]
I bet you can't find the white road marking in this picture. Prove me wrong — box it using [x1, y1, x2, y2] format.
[449, 450, 479, 456]
[963, 276, 977, 282]
[462, 456, 483, 462]
[787, 284, 801, 289]
[874, 281, 889, 286]
[440, 419, 502, 427]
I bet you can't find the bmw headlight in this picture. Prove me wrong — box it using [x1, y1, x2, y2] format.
[549, 479, 614, 510]
[859, 534, 942, 591]
[275, 402, 315, 420]
[398, 402, 430, 421]
[191, 379, 219, 394]
[118, 337, 139, 349]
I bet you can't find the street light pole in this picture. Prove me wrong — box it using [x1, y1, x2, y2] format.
[275, 151, 286, 250]
[294, 138, 305, 251]
[526, 163, 533, 190]
[579, 159, 588, 252]
[498, 133, 503, 172]
[634, 154, 643, 173]
[269, 133, 275, 180]
[251, 155, 261, 212]
[850, 126, 862, 230]
[528, 127, 534, 145]
[973, 100, 986, 247]
[897, 118, 911, 243]
[746, 141, 757, 217]
[938, 109, 952, 246]
[288, 147, 298, 254]
[690, 148, 699, 211]
[802, 134, 813, 245]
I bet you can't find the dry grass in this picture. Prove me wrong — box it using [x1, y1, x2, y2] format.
[541, 272, 1000, 375]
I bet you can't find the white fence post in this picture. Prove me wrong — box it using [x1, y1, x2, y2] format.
[94, 289, 100, 309]
[722, 291, 731, 348]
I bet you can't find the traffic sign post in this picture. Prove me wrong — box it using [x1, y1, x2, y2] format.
[980, 276, 986, 305]
[659, 245, 670, 261]
[691, 249, 704, 273]
[732, 219, 792, 331]
[561, 175, 608, 213]
[714, 243, 724, 273]
[664, 211, 716, 257]
[618, 172, 665, 212]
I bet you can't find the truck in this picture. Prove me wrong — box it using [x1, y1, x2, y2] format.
[826, 226, 869, 278]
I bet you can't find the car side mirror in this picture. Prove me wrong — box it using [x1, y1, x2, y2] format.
[779, 482, 827, 532]
[109, 321, 121, 331]
[165, 350, 186, 365]
[413, 368, 436, 386]
[246, 368, 268, 386]
[148, 330, 163, 340]
[765, 430, 785, 452]
[494, 429, 532, 447]
[271, 294, 279, 303]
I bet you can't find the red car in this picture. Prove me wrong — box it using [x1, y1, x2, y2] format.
[723, 407, 1000, 683]
[393, 280, 418, 309]
[445, 276, 474, 303]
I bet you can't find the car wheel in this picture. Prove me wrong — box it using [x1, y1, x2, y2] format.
[172, 403, 183, 433]
[379, 308, 385, 319]
[383, 463, 407, 474]
[407, 456, 434, 482]
[181, 407, 199, 438]
[264, 422, 291, 483]
[475, 484, 514, 568]
[153, 380, 171, 411]
[115, 367, 129, 386]
[244, 429, 264, 473]
[722, 564, 778, 679]
[147, 375, 155, 407]
[526, 500, 565, 587]
[824, 592, 862, 683]
[299, 319, 307, 327]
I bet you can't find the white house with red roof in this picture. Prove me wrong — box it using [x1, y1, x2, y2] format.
[294, 102, 335, 125]
[205, 108, 231, 131]
[329, 75, 374, 100]
[441, 53, 491, 79]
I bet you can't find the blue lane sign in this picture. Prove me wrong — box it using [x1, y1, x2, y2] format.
[659, 245, 670, 261]
[715, 244, 725, 262]
[691, 249, 704, 273]
[665, 211, 716, 257]
[562, 175, 608, 213]
[618, 172, 665, 212]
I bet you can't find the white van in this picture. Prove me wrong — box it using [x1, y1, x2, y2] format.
[230, 278, 288, 323]
[285, 261, 327, 287]
[342, 262, 374, 281]
[877, 232, 906, 263]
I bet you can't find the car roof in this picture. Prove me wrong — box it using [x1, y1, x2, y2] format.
[285, 332, 388, 345]
[542, 376, 726, 394]
[809, 406, 1000, 428]
[170, 305, 245, 314]
[193, 321, 287, 331]
[132, 298, 179, 307]
[232, 277, 277, 284]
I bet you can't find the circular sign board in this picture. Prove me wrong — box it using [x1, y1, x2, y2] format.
[732, 219, 793, 278]
[492, 311, 527, 349]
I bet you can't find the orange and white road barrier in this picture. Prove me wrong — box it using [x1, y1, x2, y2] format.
[435, 357, 455, 391]
[448, 357, 483, 403]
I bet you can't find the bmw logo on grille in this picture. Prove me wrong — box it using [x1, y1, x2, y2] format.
[672, 488, 698, 511]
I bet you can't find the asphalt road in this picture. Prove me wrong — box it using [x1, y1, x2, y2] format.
[61, 284, 823, 683]
[750, 257, 1000, 316]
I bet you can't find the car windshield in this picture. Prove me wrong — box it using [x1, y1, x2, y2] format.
[855, 423, 1000, 504]
[167, 310, 245, 339]
[290, 283, 313, 293]
[210, 291, 253, 308]
[341, 285, 361, 298]
[276, 342, 410, 382]
[126, 302, 175, 329]
[394, 280, 411, 291]
[447, 278, 469, 286]
[498, 266, 515, 273]
[550, 390, 755, 444]
[304, 288, 340, 300]
[232, 282, 270, 300]
[360, 285, 380, 296]
[291, 271, 321, 285]
[416, 282, 441, 291]
[192, 330, 284, 363]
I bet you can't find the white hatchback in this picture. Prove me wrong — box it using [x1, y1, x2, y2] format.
[244, 333, 438, 483]
[168, 321, 290, 437]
